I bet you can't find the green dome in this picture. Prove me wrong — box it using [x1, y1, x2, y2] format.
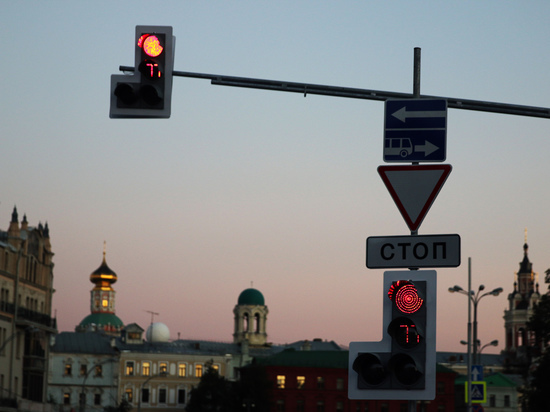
[79, 313, 124, 329]
[238, 288, 265, 306]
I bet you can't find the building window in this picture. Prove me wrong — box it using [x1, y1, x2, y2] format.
[336, 378, 344, 390]
[95, 364, 103, 377]
[276, 399, 285, 412]
[437, 380, 445, 394]
[141, 388, 150, 404]
[159, 362, 168, 375]
[63, 393, 70, 405]
[489, 395, 496, 407]
[336, 401, 344, 412]
[126, 361, 134, 376]
[94, 394, 101, 405]
[277, 375, 286, 389]
[125, 388, 133, 403]
[316, 376, 325, 389]
[195, 364, 203, 377]
[437, 405, 446, 412]
[316, 400, 325, 412]
[142, 362, 150, 376]
[296, 399, 305, 412]
[159, 388, 167, 404]
[504, 395, 510, 407]
[297, 376, 305, 389]
[178, 363, 187, 377]
[178, 389, 186, 404]
[80, 364, 87, 376]
[64, 363, 72, 376]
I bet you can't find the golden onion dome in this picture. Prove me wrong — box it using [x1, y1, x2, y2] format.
[90, 245, 117, 285]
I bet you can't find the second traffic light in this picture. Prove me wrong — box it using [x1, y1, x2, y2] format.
[110, 26, 175, 118]
[349, 270, 437, 400]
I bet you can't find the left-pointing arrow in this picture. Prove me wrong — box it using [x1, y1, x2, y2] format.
[392, 106, 447, 123]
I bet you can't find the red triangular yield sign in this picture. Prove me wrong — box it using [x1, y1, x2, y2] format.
[378, 164, 452, 232]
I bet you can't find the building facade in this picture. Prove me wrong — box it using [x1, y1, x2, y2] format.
[0, 207, 56, 408]
[48, 332, 119, 411]
[503, 241, 542, 371]
[256, 349, 457, 412]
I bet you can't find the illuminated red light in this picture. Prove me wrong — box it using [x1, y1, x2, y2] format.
[388, 281, 423, 314]
[138, 34, 163, 57]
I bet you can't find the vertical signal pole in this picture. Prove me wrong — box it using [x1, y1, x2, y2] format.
[410, 46, 421, 412]
[411, 47, 422, 237]
[413, 47, 421, 99]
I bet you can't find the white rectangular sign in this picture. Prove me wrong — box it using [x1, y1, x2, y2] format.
[366, 234, 460, 269]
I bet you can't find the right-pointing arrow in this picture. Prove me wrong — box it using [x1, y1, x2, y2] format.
[414, 141, 439, 156]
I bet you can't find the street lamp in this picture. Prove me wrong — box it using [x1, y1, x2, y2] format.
[79, 357, 118, 412]
[137, 371, 167, 412]
[480, 339, 499, 354]
[460, 339, 499, 356]
[448, 257, 502, 412]
[448, 284, 502, 364]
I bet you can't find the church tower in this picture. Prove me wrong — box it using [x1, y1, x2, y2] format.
[233, 287, 268, 346]
[503, 239, 541, 369]
[76, 244, 124, 335]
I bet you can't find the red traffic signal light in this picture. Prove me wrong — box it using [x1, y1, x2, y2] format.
[139, 34, 164, 57]
[348, 271, 437, 400]
[388, 280, 424, 314]
[110, 26, 174, 119]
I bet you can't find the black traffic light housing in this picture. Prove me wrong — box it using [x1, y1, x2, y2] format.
[349, 270, 436, 400]
[110, 25, 175, 118]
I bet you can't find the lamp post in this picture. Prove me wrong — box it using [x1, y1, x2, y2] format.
[79, 357, 118, 412]
[137, 371, 167, 412]
[480, 340, 499, 355]
[461, 339, 499, 356]
[448, 258, 502, 412]
[449, 282, 503, 365]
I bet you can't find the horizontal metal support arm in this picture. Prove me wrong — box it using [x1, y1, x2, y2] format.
[119, 65, 550, 119]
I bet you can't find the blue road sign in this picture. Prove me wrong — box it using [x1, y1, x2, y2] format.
[384, 99, 447, 163]
[471, 365, 484, 381]
[465, 381, 487, 403]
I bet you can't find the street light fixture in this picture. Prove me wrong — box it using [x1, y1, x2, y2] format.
[79, 357, 118, 412]
[448, 258, 502, 412]
[448, 284, 502, 364]
[460, 339, 499, 355]
[137, 371, 167, 412]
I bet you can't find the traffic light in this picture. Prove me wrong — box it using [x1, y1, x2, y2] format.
[348, 270, 436, 400]
[110, 26, 175, 118]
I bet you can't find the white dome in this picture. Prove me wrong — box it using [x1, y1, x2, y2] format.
[146, 322, 170, 343]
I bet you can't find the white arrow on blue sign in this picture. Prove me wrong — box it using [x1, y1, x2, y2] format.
[471, 365, 484, 381]
[384, 99, 447, 163]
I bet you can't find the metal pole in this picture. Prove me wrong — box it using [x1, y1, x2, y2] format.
[413, 47, 421, 98]
[408, 49, 422, 412]
[473, 299, 479, 365]
[117, 64, 550, 119]
[467, 257, 472, 412]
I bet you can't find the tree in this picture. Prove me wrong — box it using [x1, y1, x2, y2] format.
[527, 292, 550, 347]
[104, 398, 132, 412]
[523, 283, 550, 411]
[234, 365, 272, 412]
[186, 363, 238, 412]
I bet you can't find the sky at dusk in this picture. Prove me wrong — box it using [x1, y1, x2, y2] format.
[2, 2, 550, 355]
